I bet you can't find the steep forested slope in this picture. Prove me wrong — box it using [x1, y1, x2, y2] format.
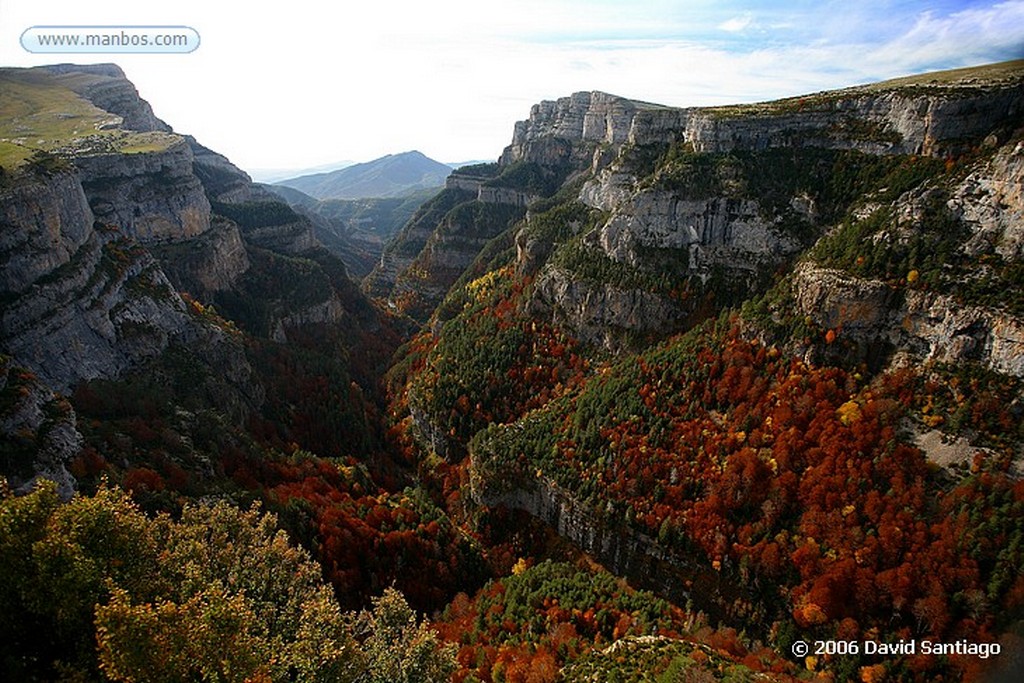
[385, 61, 1024, 682]
[2, 61, 1023, 682]
[0, 65, 480, 680]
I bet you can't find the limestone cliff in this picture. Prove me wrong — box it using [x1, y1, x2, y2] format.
[150, 218, 249, 295]
[4, 232, 230, 398]
[0, 170, 94, 295]
[502, 65, 1024, 348]
[0, 66, 245, 398]
[951, 138, 1024, 260]
[502, 63, 1023, 167]
[500, 91, 675, 169]
[76, 139, 211, 243]
[792, 140, 1024, 378]
[375, 64, 1023, 339]
[445, 172, 538, 208]
[1, 63, 395, 492]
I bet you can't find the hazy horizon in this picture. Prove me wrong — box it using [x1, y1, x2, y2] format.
[2, 0, 1023, 178]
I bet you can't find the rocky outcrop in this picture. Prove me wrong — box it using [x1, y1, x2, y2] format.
[76, 140, 211, 242]
[578, 169, 636, 212]
[502, 78, 1023, 172]
[151, 219, 250, 296]
[241, 219, 319, 255]
[444, 174, 490, 194]
[793, 263, 1024, 377]
[446, 173, 539, 207]
[500, 92, 661, 168]
[596, 192, 800, 270]
[373, 94, 647, 309]
[0, 160, 210, 394]
[0, 358, 82, 499]
[951, 140, 1024, 260]
[533, 183, 803, 347]
[532, 266, 683, 348]
[364, 220, 436, 301]
[0, 171, 94, 294]
[195, 221, 250, 292]
[271, 294, 349, 343]
[501, 68, 1024, 349]
[364, 244, 416, 301]
[0, 228, 201, 393]
[0, 134, 240, 395]
[477, 185, 535, 207]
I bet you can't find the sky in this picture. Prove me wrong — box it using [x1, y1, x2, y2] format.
[2, 0, 1023, 180]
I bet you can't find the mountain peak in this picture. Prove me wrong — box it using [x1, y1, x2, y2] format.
[275, 150, 452, 200]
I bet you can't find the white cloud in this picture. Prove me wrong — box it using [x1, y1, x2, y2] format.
[864, 1, 1024, 71]
[718, 14, 754, 32]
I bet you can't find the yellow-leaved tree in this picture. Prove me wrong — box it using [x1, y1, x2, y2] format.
[0, 480, 455, 682]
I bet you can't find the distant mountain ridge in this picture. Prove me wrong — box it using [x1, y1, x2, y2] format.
[276, 150, 452, 200]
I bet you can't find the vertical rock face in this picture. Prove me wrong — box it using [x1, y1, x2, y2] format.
[446, 175, 539, 207]
[952, 140, 1024, 260]
[594, 194, 799, 269]
[498, 92, 695, 175]
[2, 63, 401, 495]
[0, 171, 94, 294]
[531, 170, 810, 348]
[499, 72, 1024, 170]
[793, 263, 1024, 378]
[371, 65, 1024, 346]
[0, 66, 234, 395]
[0, 64, 333, 394]
[490, 69, 1024, 349]
[0, 227, 198, 393]
[497, 82, 1023, 174]
[152, 219, 250, 295]
[76, 140, 212, 243]
[500, 92, 640, 167]
[532, 268, 684, 349]
[680, 87, 1023, 156]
